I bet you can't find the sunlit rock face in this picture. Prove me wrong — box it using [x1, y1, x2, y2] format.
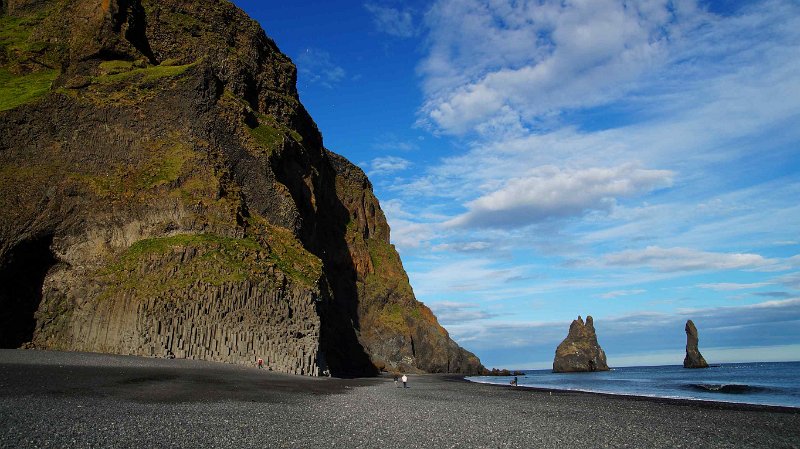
[553, 315, 609, 373]
[683, 320, 709, 369]
[0, 0, 483, 376]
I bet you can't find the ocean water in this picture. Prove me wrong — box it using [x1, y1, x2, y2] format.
[467, 361, 800, 408]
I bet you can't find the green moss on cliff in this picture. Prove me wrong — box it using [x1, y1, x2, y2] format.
[73, 139, 196, 199]
[366, 239, 413, 295]
[245, 113, 303, 153]
[247, 217, 323, 287]
[93, 60, 195, 85]
[0, 68, 58, 111]
[248, 123, 283, 151]
[101, 233, 269, 300]
[99, 225, 322, 302]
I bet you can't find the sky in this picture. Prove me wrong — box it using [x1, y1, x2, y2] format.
[233, 0, 800, 369]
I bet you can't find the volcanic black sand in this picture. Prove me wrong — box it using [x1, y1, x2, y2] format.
[1, 350, 798, 448]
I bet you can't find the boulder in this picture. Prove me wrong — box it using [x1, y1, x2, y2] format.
[683, 320, 709, 369]
[553, 315, 609, 373]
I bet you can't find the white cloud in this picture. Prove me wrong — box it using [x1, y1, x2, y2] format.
[419, 0, 696, 134]
[598, 289, 646, 299]
[601, 246, 777, 272]
[409, 258, 532, 297]
[698, 282, 772, 291]
[366, 156, 411, 176]
[431, 241, 491, 252]
[775, 272, 800, 290]
[429, 301, 498, 324]
[445, 164, 673, 228]
[365, 3, 417, 38]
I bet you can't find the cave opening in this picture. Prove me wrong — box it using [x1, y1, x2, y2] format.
[0, 234, 57, 348]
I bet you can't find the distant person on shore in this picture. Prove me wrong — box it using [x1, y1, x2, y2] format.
[511, 376, 518, 386]
[257, 358, 264, 369]
[393, 374, 399, 387]
[401, 374, 408, 388]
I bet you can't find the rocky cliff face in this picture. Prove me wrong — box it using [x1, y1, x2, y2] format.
[553, 315, 609, 373]
[683, 320, 708, 369]
[0, 0, 483, 376]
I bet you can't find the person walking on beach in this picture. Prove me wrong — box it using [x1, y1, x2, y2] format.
[257, 358, 264, 369]
[511, 376, 518, 386]
[401, 374, 408, 388]
[393, 374, 399, 387]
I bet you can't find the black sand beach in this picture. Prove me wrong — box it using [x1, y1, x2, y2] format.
[1, 350, 798, 448]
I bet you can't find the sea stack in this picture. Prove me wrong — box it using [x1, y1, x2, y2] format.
[553, 315, 609, 373]
[683, 320, 709, 369]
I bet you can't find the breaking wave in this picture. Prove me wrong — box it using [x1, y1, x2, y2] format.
[684, 383, 768, 394]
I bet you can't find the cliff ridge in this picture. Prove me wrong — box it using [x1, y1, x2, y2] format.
[0, 0, 483, 376]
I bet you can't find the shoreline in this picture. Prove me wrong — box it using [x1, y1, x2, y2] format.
[3, 350, 800, 448]
[460, 376, 800, 414]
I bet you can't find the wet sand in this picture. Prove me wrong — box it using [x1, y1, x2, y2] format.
[1, 349, 798, 448]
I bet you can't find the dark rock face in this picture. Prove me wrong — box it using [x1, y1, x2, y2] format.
[0, 0, 483, 376]
[683, 320, 709, 369]
[553, 316, 609, 373]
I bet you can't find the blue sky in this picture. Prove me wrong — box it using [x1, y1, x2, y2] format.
[234, 0, 800, 369]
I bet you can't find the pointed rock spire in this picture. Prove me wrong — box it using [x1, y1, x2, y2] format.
[553, 315, 609, 373]
[683, 319, 709, 368]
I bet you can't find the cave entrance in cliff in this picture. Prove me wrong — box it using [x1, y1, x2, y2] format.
[0, 234, 57, 348]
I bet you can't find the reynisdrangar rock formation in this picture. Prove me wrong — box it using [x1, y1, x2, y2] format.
[0, 0, 483, 376]
[683, 320, 709, 369]
[553, 315, 609, 373]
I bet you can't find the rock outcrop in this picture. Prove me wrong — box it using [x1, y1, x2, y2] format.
[0, 0, 483, 376]
[553, 315, 609, 373]
[683, 320, 709, 369]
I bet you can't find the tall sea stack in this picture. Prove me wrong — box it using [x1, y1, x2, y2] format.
[683, 320, 709, 369]
[553, 315, 609, 373]
[0, 0, 483, 376]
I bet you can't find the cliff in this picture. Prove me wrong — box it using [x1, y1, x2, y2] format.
[683, 320, 708, 369]
[553, 315, 609, 373]
[0, 0, 483, 376]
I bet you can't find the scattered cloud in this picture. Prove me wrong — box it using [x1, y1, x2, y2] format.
[419, 0, 698, 134]
[296, 49, 346, 88]
[445, 164, 673, 229]
[698, 282, 772, 291]
[364, 3, 417, 38]
[775, 272, 800, 290]
[598, 289, 646, 299]
[429, 301, 499, 325]
[409, 259, 532, 297]
[754, 292, 793, 299]
[600, 246, 777, 273]
[366, 156, 412, 176]
[432, 241, 491, 253]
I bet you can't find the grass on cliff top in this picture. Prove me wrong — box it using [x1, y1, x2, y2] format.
[104, 228, 321, 299]
[92, 60, 196, 86]
[220, 90, 303, 153]
[105, 234, 268, 297]
[247, 115, 303, 150]
[0, 68, 58, 111]
[0, 7, 59, 60]
[121, 234, 260, 262]
[248, 123, 283, 152]
[247, 216, 322, 287]
[73, 140, 196, 199]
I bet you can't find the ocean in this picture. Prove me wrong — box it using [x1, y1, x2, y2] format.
[466, 361, 800, 408]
